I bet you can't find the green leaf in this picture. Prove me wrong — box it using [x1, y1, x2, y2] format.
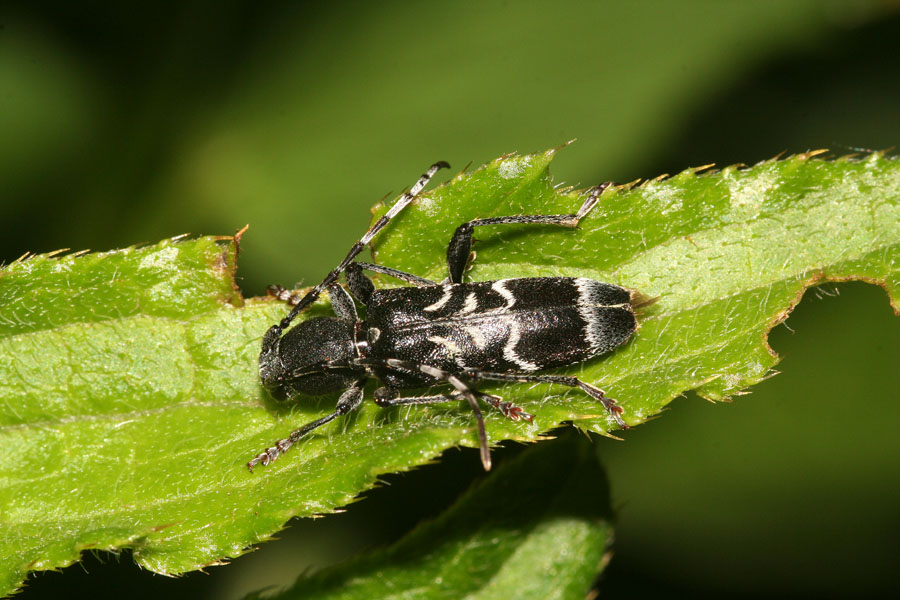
[248, 434, 613, 600]
[1, 148, 898, 594]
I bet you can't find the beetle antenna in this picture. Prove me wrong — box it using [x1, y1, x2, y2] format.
[275, 161, 450, 332]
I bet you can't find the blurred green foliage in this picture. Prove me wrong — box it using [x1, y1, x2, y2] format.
[1, 1, 899, 598]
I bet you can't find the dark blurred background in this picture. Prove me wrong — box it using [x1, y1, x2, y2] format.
[3, 1, 899, 598]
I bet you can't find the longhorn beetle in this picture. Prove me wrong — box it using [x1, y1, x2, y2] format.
[249, 161, 642, 472]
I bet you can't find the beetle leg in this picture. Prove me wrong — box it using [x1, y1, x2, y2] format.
[332, 358, 491, 470]
[247, 378, 366, 471]
[481, 395, 534, 422]
[373, 386, 461, 408]
[464, 369, 627, 429]
[373, 387, 532, 422]
[446, 182, 615, 283]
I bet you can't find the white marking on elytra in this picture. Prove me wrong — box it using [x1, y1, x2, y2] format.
[460, 292, 479, 315]
[428, 334, 469, 368]
[502, 316, 539, 371]
[575, 278, 601, 353]
[465, 325, 488, 350]
[428, 335, 463, 356]
[492, 279, 516, 310]
[575, 278, 628, 354]
[424, 285, 454, 312]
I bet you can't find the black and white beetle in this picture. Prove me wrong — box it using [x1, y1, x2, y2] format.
[249, 161, 642, 472]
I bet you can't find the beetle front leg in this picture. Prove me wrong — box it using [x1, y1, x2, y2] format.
[247, 378, 366, 471]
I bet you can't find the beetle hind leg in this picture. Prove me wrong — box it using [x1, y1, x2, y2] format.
[465, 370, 627, 429]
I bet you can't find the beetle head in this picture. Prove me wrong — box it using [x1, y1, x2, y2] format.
[259, 317, 358, 398]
